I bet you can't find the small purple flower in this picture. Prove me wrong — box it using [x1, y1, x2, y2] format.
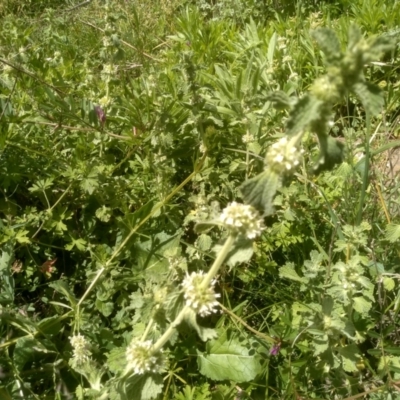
[94, 105, 106, 126]
[270, 343, 281, 356]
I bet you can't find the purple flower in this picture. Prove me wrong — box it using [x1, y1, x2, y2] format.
[94, 105, 106, 126]
[270, 343, 281, 356]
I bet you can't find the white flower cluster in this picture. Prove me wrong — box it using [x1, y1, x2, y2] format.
[266, 137, 303, 173]
[126, 340, 165, 375]
[70, 333, 91, 365]
[242, 132, 255, 144]
[182, 271, 220, 317]
[220, 202, 264, 239]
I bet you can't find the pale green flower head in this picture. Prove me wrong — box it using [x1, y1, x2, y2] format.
[220, 202, 264, 239]
[125, 340, 165, 375]
[70, 333, 91, 365]
[265, 136, 303, 174]
[182, 271, 220, 317]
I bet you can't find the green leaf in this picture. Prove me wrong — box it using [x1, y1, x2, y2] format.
[213, 237, 254, 269]
[197, 234, 212, 251]
[385, 224, 400, 243]
[183, 308, 218, 342]
[285, 95, 323, 137]
[95, 299, 114, 317]
[37, 315, 62, 335]
[198, 333, 261, 382]
[352, 81, 383, 116]
[314, 134, 345, 174]
[123, 374, 164, 400]
[65, 236, 87, 251]
[337, 344, 360, 373]
[0, 240, 14, 304]
[383, 277, 395, 292]
[49, 280, 77, 308]
[313, 335, 329, 356]
[279, 263, 308, 283]
[352, 296, 372, 315]
[240, 170, 281, 216]
[107, 347, 127, 374]
[267, 91, 293, 110]
[311, 28, 343, 66]
[13, 337, 55, 371]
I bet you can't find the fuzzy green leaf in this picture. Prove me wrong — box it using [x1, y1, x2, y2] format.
[385, 224, 400, 243]
[197, 234, 213, 251]
[312, 28, 342, 66]
[0, 240, 14, 304]
[184, 308, 218, 342]
[267, 91, 293, 110]
[383, 277, 395, 292]
[198, 334, 261, 382]
[314, 134, 345, 174]
[213, 237, 254, 268]
[279, 263, 308, 283]
[123, 374, 164, 400]
[107, 347, 127, 374]
[49, 280, 77, 308]
[285, 95, 323, 137]
[337, 344, 360, 373]
[240, 170, 281, 216]
[352, 296, 372, 315]
[352, 81, 383, 116]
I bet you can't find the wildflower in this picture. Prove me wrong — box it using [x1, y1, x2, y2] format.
[265, 136, 303, 173]
[199, 142, 207, 154]
[95, 105, 107, 126]
[220, 202, 264, 239]
[125, 340, 165, 375]
[182, 271, 220, 317]
[270, 343, 281, 356]
[70, 333, 91, 365]
[242, 132, 255, 144]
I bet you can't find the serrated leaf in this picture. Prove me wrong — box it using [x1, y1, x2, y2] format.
[352, 296, 372, 315]
[338, 344, 360, 373]
[183, 308, 218, 342]
[352, 81, 383, 116]
[123, 374, 164, 400]
[194, 221, 218, 234]
[213, 237, 254, 269]
[314, 134, 345, 174]
[383, 277, 395, 292]
[13, 337, 54, 371]
[0, 241, 14, 304]
[385, 224, 400, 243]
[364, 34, 395, 63]
[312, 28, 342, 66]
[197, 234, 212, 251]
[285, 95, 323, 137]
[240, 170, 281, 216]
[49, 280, 77, 308]
[198, 334, 261, 382]
[107, 347, 127, 374]
[267, 91, 293, 110]
[279, 263, 308, 283]
[37, 315, 62, 335]
[313, 335, 329, 356]
[95, 299, 114, 317]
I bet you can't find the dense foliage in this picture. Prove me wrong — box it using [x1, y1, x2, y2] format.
[1, 0, 400, 399]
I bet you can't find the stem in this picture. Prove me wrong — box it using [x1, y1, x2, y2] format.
[141, 318, 154, 342]
[75, 152, 207, 311]
[151, 233, 236, 354]
[200, 234, 236, 290]
[356, 111, 371, 225]
[151, 307, 188, 353]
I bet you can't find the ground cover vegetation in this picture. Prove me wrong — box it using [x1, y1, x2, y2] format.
[1, 0, 400, 398]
